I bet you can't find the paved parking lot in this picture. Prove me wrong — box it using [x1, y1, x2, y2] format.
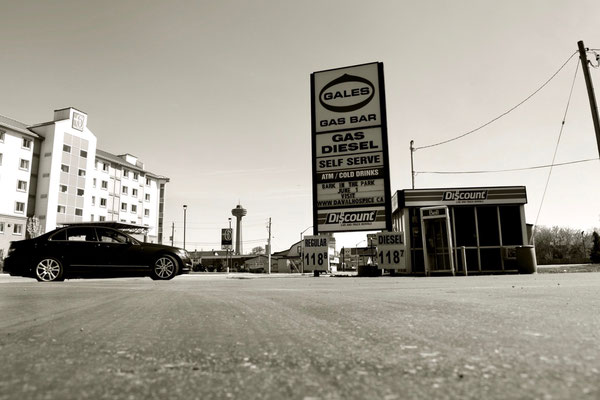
[1, 272, 599, 399]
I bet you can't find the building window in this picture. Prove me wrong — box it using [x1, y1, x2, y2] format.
[63, 144, 71, 153]
[99, 216, 106, 222]
[144, 209, 150, 217]
[0, 130, 4, 142]
[20, 159, 30, 171]
[60, 185, 68, 193]
[80, 150, 87, 158]
[61, 164, 69, 173]
[17, 180, 27, 191]
[78, 169, 86, 177]
[132, 188, 138, 197]
[145, 177, 151, 186]
[57, 205, 66, 213]
[123, 169, 130, 178]
[0, 222, 4, 233]
[131, 204, 137, 213]
[93, 178, 97, 188]
[75, 208, 83, 216]
[77, 188, 84, 196]
[101, 181, 108, 190]
[44, 152, 52, 157]
[100, 198, 107, 207]
[145, 194, 150, 202]
[15, 202, 25, 213]
[121, 202, 128, 211]
[133, 172, 139, 181]
[91, 214, 95, 221]
[0, 153, 3, 166]
[91, 196, 96, 206]
[122, 186, 128, 195]
[102, 163, 109, 172]
[13, 224, 23, 235]
[22, 138, 32, 149]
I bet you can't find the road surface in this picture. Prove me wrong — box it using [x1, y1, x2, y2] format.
[1, 272, 599, 399]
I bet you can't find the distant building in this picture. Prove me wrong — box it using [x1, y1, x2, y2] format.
[0, 107, 169, 258]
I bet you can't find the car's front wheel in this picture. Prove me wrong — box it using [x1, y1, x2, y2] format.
[35, 257, 64, 282]
[150, 255, 178, 280]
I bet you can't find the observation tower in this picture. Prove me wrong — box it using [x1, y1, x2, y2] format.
[231, 204, 247, 254]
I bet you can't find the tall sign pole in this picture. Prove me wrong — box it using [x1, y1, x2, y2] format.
[311, 62, 392, 234]
[578, 40, 600, 157]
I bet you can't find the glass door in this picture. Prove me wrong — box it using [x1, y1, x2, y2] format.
[420, 206, 455, 276]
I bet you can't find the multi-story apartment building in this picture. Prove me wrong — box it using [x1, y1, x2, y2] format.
[0, 107, 168, 258]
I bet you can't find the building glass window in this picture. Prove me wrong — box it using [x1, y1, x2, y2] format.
[77, 188, 84, 196]
[60, 185, 68, 193]
[0, 222, 4, 233]
[20, 159, 30, 171]
[131, 204, 137, 213]
[0, 153, 3, 166]
[477, 206, 500, 246]
[146, 177, 151, 186]
[78, 169, 86, 177]
[122, 186, 128, 195]
[75, 208, 83, 216]
[500, 206, 523, 245]
[121, 202, 127, 211]
[144, 209, 150, 217]
[102, 163, 109, 172]
[15, 202, 25, 213]
[91, 196, 96, 206]
[61, 164, 69, 173]
[132, 188, 138, 197]
[63, 144, 71, 153]
[145, 194, 150, 202]
[22, 138, 32, 149]
[99, 216, 106, 222]
[14, 224, 23, 235]
[100, 198, 107, 207]
[133, 172, 139, 181]
[0, 130, 4, 142]
[93, 178, 97, 188]
[17, 180, 27, 191]
[101, 181, 108, 189]
[57, 205, 66, 213]
[80, 150, 87, 158]
[123, 169, 129, 178]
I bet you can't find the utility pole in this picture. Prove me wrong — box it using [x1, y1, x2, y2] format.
[578, 40, 600, 157]
[410, 140, 415, 189]
[171, 222, 174, 246]
[267, 218, 272, 274]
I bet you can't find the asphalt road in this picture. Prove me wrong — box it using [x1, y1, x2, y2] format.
[1, 272, 599, 400]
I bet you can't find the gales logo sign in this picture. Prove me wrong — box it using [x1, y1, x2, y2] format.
[319, 74, 375, 113]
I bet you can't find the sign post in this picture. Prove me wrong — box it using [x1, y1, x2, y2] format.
[311, 62, 392, 234]
[221, 228, 233, 273]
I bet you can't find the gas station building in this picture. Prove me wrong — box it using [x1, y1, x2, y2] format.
[391, 186, 531, 275]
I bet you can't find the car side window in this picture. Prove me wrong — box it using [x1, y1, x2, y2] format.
[66, 227, 96, 242]
[49, 229, 67, 241]
[97, 228, 128, 244]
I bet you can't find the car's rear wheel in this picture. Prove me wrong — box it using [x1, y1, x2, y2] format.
[150, 255, 178, 280]
[35, 257, 64, 282]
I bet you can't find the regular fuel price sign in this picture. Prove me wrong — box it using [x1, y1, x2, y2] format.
[311, 62, 392, 234]
[302, 235, 330, 272]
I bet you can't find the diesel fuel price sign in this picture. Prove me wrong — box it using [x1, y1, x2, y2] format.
[375, 232, 406, 271]
[302, 235, 330, 272]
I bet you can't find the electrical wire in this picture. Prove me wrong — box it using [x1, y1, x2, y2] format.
[532, 57, 581, 241]
[416, 157, 598, 174]
[415, 51, 579, 150]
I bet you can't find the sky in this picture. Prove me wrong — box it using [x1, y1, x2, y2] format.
[1, 0, 600, 252]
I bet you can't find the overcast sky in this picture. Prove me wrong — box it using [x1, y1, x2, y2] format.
[2, 0, 600, 251]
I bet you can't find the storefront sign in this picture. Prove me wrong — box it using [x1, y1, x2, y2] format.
[311, 62, 392, 233]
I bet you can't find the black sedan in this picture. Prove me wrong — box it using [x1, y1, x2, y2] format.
[3, 225, 192, 282]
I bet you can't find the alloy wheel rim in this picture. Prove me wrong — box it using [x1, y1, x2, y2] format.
[155, 258, 175, 278]
[36, 259, 60, 281]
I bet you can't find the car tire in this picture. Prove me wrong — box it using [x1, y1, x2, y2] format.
[150, 255, 178, 280]
[35, 257, 64, 282]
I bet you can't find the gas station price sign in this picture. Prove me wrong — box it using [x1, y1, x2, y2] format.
[303, 235, 330, 272]
[376, 232, 406, 270]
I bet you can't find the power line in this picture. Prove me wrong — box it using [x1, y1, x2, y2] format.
[416, 157, 598, 175]
[415, 51, 579, 150]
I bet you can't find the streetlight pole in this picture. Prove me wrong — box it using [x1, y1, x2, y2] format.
[183, 205, 187, 250]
